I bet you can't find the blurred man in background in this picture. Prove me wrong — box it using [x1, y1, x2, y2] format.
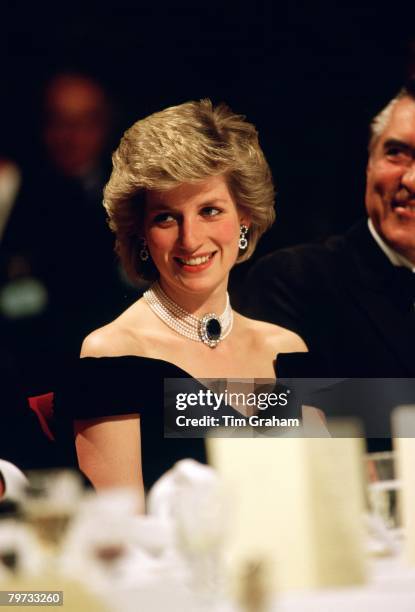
[0, 72, 136, 392]
[43, 72, 111, 194]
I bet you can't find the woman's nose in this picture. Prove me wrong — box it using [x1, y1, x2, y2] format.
[178, 217, 203, 252]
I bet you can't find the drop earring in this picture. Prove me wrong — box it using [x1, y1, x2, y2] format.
[239, 225, 248, 250]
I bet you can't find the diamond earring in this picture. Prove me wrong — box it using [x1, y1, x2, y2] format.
[139, 238, 149, 262]
[239, 225, 248, 250]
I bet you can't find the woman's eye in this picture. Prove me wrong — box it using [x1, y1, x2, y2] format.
[153, 213, 176, 224]
[201, 207, 221, 217]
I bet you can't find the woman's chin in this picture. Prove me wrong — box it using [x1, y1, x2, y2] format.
[164, 272, 227, 296]
[176, 277, 221, 294]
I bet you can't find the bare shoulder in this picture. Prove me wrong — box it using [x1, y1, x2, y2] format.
[81, 321, 128, 357]
[235, 312, 308, 353]
[81, 299, 149, 358]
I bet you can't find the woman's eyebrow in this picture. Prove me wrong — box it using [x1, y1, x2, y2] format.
[146, 202, 176, 212]
[197, 198, 229, 207]
[147, 197, 228, 212]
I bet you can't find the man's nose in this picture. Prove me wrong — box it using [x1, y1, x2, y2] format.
[401, 163, 415, 194]
[178, 217, 203, 252]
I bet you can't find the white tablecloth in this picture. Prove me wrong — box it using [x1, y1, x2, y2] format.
[275, 556, 415, 612]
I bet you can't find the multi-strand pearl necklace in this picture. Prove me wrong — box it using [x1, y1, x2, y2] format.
[143, 281, 233, 348]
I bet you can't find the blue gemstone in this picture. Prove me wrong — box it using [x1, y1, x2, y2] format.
[206, 318, 221, 341]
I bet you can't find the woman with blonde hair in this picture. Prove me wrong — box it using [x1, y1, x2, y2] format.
[58, 99, 307, 506]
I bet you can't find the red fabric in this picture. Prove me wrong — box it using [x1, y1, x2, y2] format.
[28, 392, 55, 441]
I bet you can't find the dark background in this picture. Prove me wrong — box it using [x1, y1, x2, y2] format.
[2, 0, 415, 257]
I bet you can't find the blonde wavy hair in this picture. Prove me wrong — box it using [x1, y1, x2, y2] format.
[104, 99, 275, 282]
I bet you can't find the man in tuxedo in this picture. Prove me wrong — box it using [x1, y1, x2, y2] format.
[244, 82, 415, 443]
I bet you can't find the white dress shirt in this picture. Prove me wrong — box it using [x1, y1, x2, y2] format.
[368, 218, 415, 273]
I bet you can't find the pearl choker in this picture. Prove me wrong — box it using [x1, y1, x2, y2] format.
[143, 281, 233, 348]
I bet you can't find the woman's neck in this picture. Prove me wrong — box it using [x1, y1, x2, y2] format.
[157, 277, 230, 317]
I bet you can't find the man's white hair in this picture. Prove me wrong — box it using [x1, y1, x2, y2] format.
[369, 83, 415, 152]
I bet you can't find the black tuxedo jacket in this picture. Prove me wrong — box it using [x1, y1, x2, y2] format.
[246, 222, 415, 451]
[243, 221, 415, 446]
[245, 220, 415, 377]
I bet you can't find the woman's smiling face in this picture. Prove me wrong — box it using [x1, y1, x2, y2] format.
[144, 175, 248, 296]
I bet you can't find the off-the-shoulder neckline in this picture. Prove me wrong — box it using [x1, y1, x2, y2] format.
[79, 354, 292, 381]
[80, 354, 197, 380]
